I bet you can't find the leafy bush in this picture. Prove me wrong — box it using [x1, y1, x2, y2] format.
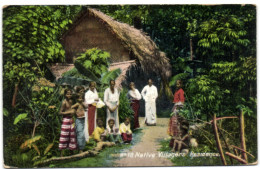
[75, 48, 110, 81]
[118, 88, 134, 126]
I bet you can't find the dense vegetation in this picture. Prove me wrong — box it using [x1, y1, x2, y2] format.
[3, 5, 256, 167]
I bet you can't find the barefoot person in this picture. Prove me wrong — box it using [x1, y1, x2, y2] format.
[58, 89, 77, 156]
[141, 79, 158, 126]
[71, 94, 88, 153]
[168, 80, 185, 136]
[85, 81, 99, 136]
[127, 82, 142, 129]
[119, 117, 132, 144]
[104, 80, 120, 128]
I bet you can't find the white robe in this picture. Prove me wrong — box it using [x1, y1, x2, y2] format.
[84, 89, 99, 142]
[127, 89, 142, 101]
[141, 85, 158, 125]
[104, 88, 120, 128]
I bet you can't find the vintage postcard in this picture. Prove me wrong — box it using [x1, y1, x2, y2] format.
[2, 4, 257, 168]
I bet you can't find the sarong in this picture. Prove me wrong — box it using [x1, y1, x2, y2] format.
[144, 100, 156, 125]
[88, 104, 96, 135]
[167, 115, 180, 136]
[59, 116, 77, 150]
[106, 101, 119, 128]
[131, 100, 140, 129]
[121, 133, 132, 143]
[75, 118, 86, 150]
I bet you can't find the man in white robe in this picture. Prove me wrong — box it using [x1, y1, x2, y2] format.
[141, 79, 158, 126]
[104, 80, 120, 128]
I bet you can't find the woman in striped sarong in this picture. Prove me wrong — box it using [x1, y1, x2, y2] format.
[58, 89, 77, 157]
[167, 80, 185, 137]
[127, 82, 142, 129]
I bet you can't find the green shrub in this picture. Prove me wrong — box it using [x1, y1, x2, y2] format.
[118, 88, 134, 127]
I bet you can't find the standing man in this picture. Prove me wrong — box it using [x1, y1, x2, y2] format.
[141, 79, 158, 126]
[104, 80, 120, 128]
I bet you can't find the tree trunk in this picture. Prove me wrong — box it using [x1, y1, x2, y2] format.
[34, 142, 115, 166]
[190, 38, 193, 61]
[32, 121, 39, 138]
[240, 110, 247, 162]
[12, 83, 19, 108]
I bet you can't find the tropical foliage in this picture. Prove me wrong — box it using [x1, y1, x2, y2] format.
[3, 5, 256, 167]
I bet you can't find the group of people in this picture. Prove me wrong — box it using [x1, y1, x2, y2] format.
[58, 77, 186, 156]
[58, 78, 159, 156]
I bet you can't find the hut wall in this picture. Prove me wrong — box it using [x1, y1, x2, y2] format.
[63, 14, 130, 63]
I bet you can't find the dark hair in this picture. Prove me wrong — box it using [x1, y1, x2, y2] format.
[129, 82, 135, 88]
[76, 86, 85, 93]
[176, 79, 182, 85]
[64, 88, 73, 96]
[89, 81, 96, 87]
[108, 118, 115, 124]
[110, 80, 115, 84]
[76, 93, 85, 101]
[125, 117, 131, 121]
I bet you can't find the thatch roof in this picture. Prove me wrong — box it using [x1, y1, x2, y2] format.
[47, 61, 135, 88]
[109, 60, 136, 89]
[61, 8, 172, 80]
[47, 63, 75, 80]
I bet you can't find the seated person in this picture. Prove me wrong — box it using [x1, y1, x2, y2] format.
[172, 127, 189, 153]
[92, 118, 106, 142]
[106, 118, 123, 144]
[119, 117, 132, 143]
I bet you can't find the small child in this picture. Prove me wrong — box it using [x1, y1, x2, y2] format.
[71, 94, 88, 153]
[119, 117, 132, 144]
[76, 86, 85, 95]
[92, 118, 106, 142]
[172, 127, 189, 153]
[58, 88, 77, 157]
[106, 118, 123, 144]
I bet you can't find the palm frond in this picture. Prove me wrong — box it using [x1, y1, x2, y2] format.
[169, 73, 190, 87]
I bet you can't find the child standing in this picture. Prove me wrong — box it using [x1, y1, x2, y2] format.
[168, 80, 185, 137]
[119, 118, 132, 144]
[58, 89, 77, 156]
[71, 94, 88, 153]
[106, 118, 123, 144]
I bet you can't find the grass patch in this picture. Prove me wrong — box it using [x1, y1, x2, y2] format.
[157, 110, 171, 118]
[158, 139, 224, 166]
[49, 128, 143, 167]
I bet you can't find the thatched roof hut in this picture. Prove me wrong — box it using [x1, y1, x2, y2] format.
[60, 8, 171, 81]
[48, 8, 173, 115]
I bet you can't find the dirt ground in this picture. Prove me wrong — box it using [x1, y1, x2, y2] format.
[114, 117, 173, 167]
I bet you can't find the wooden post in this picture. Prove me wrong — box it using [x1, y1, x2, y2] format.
[225, 152, 248, 164]
[218, 128, 233, 164]
[213, 113, 227, 165]
[240, 110, 248, 162]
